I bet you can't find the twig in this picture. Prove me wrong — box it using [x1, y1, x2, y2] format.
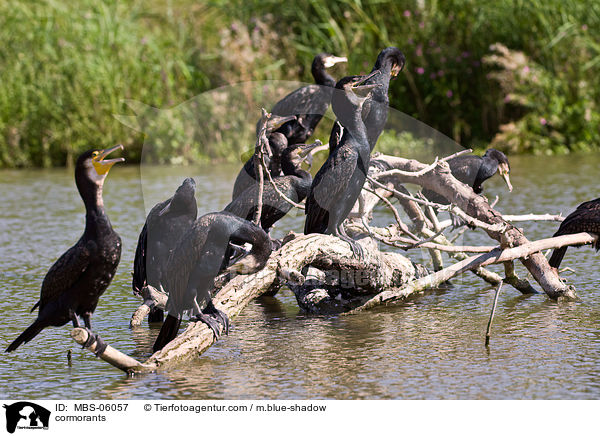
[373, 149, 471, 179]
[252, 109, 269, 226]
[502, 213, 564, 222]
[259, 150, 305, 210]
[362, 185, 419, 241]
[485, 281, 503, 346]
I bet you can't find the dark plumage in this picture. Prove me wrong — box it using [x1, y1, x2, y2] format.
[231, 133, 288, 201]
[362, 47, 406, 150]
[422, 148, 513, 204]
[225, 142, 318, 232]
[549, 198, 600, 269]
[132, 178, 197, 322]
[153, 212, 272, 352]
[329, 47, 406, 153]
[267, 53, 347, 145]
[304, 72, 380, 255]
[6, 145, 124, 353]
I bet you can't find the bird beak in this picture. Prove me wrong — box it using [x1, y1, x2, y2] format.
[92, 144, 125, 175]
[351, 70, 381, 96]
[267, 114, 296, 131]
[391, 62, 404, 77]
[498, 164, 513, 192]
[324, 56, 348, 68]
[299, 140, 322, 159]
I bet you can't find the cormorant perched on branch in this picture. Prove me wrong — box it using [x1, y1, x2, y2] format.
[231, 133, 288, 201]
[422, 148, 513, 204]
[132, 178, 197, 323]
[6, 145, 124, 354]
[549, 198, 600, 269]
[153, 212, 272, 352]
[267, 53, 347, 145]
[225, 141, 319, 232]
[304, 72, 380, 256]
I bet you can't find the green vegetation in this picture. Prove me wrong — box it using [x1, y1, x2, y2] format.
[1, 0, 599, 167]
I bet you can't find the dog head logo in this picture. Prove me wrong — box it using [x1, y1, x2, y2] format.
[3, 402, 50, 433]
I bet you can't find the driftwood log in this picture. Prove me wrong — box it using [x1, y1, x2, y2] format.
[72, 151, 596, 373]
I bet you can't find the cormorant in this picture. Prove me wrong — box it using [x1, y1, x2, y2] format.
[6, 145, 124, 354]
[304, 72, 380, 255]
[267, 53, 347, 145]
[153, 212, 272, 352]
[361, 47, 406, 150]
[132, 178, 197, 323]
[231, 132, 288, 201]
[422, 148, 513, 204]
[328, 47, 406, 154]
[549, 198, 600, 269]
[225, 141, 319, 232]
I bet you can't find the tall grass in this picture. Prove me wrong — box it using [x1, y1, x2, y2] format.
[1, 0, 599, 167]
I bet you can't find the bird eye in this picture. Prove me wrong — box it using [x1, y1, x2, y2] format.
[92, 151, 99, 158]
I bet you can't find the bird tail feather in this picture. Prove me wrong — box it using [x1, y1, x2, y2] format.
[549, 247, 567, 269]
[6, 321, 44, 352]
[153, 314, 181, 352]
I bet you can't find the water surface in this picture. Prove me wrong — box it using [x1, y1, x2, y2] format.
[0, 153, 599, 399]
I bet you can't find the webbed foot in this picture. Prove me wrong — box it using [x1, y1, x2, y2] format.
[83, 328, 108, 357]
[191, 303, 230, 340]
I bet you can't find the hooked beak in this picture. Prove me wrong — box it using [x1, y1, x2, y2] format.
[498, 164, 513, 192]
[324, 55, 348, 68]
[299, 140, 322, 159]
[391, 62, 404, 77]
[92, 144, 125, 175]
[351, 70, 382, 96]
[267, 114, 296, 131]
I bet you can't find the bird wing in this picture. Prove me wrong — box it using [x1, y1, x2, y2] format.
[305, 147, 357, 233]
[448, 155, 481, 186]
[271, 84, 329, 117]
[554, 198, 600, 238]
[132, 221, 148, 294]
[38, 238, 94, 310]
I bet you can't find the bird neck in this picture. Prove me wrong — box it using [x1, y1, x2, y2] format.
[81, 184, 112, 234]
[312, 63, 335, 87]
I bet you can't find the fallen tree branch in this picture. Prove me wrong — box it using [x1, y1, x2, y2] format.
[348, 232, 597, 313]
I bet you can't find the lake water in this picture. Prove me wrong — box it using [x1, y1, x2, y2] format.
[0, 153, 599, 400]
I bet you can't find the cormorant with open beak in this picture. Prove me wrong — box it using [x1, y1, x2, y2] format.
[7, 145, 124, 354]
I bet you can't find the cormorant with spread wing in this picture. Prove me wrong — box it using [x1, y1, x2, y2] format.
[7, 146, 124, 354]
[153, 212, 272, 352]
[304, 72, 380, 256]
[132, 178, 197, 323]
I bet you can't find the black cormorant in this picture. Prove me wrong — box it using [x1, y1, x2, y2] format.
[362, 47, 406, 150]
[225, 141, 318, 232]
[132, 178, 197, 323]
[422, 148, 513, 204]
[231, 132, 288, 201]
[328, 47, 405, 154]
[549, 198, 600, 269]
[304, 72, 380, 255]
[6, 145, 124, 354]
[267, 53, 347, 145]
[153, 212, 272, 352]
